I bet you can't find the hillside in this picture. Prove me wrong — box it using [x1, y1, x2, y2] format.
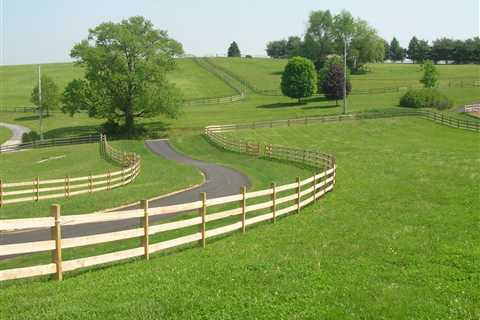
[0, 59, 237, 108]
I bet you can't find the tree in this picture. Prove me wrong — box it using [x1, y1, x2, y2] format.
[408, 36, 431, 63]
[281, 57, 317, 103]
[63, 16, 184, 134]
[383, 40, 391, 61]
[390, 37, 405, 61]
[228, 41, 241, 57]
[407, 36, 420, 62]
[431, 38, 455, 64]
[303, 10, 335, 66]
[420, 60, 438, 88]
[266, 40, 287, 58]
[31, 74, 60, 116]
[320, 63, 351, 105]
[285, 36, 303, 57]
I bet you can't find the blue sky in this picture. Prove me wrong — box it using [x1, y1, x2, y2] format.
[1, 0, 479, 65]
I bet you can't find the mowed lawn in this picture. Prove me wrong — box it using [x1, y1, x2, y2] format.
[0, 59, 236, 108]
[210, 57, 480, 92]
[1, 118, 478, 319]
[0, 140, 202, 218]
[0, 126, 11, 144]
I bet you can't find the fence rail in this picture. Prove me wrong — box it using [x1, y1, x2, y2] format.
[0, 134, 100, 154]
[0, 135, 141, 206]
[464, 104, 480, 113]
[0, 124, 336, 282]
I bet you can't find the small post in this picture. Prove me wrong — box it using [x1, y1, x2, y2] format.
[35, 176, 40, 201]
[89, 174, 93, 193]
[51, 204, 63, 281]
[107, 170, 111, 190]
[140, 200, 150, 260]
[271, 183, 276, 223]
[241, 186, 247, 233]
[296, 177, 301, 214]
[0, 179, 3, 207]
[313, 172, 317, 202]
[64, 175, 70, 198]
[199, 192, 207, 248]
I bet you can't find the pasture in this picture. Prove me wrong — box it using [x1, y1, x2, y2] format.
[1, 117, 478, 319]
[0, 126, 11, 144]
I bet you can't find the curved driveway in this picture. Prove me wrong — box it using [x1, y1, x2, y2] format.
[0, 122, 31, 147]
[0, 139, 250, 258]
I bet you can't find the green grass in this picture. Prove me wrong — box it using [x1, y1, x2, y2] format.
[0, 59, 236, 108]
[0, 140, 202, 219]
[0, 126, 11, 144]
[210, 57, 480, 92]
[1, 117, 478, 319]
[0, 143, 116, 181]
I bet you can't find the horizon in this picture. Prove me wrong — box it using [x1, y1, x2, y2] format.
[1, 0, 479, 66]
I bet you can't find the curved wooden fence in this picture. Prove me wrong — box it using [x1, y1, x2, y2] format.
[0, 126, 336, 282]
[0, 135, 141, 206]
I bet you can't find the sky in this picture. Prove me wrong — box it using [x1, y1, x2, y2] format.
[1, 0, 479, 65]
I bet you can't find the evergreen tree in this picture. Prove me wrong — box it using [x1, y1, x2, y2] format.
[228, 41, 241, 57]
[390, 37, 405, 61]
[420, 60, 438, 88]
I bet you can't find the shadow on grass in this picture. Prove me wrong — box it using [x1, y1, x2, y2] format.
[257, 96, 337, 110]
[257, 102, 305, 109]
[43, 125, 101, 139]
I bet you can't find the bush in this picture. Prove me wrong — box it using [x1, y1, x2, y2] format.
[400, 89, 453, 110]
[22, 131, 41, 143]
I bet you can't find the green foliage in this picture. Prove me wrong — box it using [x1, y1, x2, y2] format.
[266, 39, 287, 58]
[227, 41, 241, 57]
[21, 131, 41, 143]
[420, 60, 438, 88]
[281, 57, 317, 102]
[407, 36, 431, 63]
[400, 88, 453, 110]
[64, 16, 184, 134]
[30, 74, 60, 116]
[389, 37, 405, 61]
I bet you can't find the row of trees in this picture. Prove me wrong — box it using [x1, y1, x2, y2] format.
[266, 10, 386, 72]
[384, 36, 480, 64]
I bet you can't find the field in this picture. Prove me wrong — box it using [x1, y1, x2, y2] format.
[0, 59, 236, 108]
[1, 57, 480, 319]
[210, 57, 480, 92]
[0, 126, 11, 144]
[1, 117, 478, 319]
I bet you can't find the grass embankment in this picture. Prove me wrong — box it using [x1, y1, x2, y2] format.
[0, 59, 236, 108]
[1, 118, 478, 319]
[211, 57, 480, 92]
[0, 126, 12, 144]
[0, 140, 202, 219]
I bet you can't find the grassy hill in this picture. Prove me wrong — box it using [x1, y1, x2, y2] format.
[1, 117, 478, 319]
[0, 59, 237, 108]
[209, 57, 480, 92]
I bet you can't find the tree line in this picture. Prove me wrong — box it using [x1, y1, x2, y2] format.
[385, 36, 480, 64]
[266, 10, 480, 67]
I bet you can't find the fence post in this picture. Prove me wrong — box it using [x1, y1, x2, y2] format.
[35, 176, 40, 201]
[64, 175, 70, 198]
[140, 200, 150, 260]
[0, 179, 3, 207]
[199, 192, 207, 248]
[313, 173, 317, 202]
[51, 204, 63, 281]
[241, 186, 246, 233]
[89, 174, 93, 193]
[271, 183, 276, 223]
[296, 177, 301, 214]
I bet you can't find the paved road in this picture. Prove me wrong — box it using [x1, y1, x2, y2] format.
[0, 139, 250, 259]
[0, 122, 31, 146]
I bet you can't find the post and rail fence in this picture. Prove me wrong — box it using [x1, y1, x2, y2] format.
[0, 134, 141, 206]
[0, 123, 336, 282]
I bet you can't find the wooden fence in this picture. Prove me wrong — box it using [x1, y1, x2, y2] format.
[0, 125, 336, 282]
[464, 104, 480, 113]
[0, 135, 141, 206]
[0, 135, 100, 154]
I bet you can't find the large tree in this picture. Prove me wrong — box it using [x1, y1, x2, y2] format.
[31, 74, 60, 116]
[408, 36, 431, 63]
[266, 40, 287, 58]
[303, 10, 335, 67]
[320, 63, 352, 106]
[281, 57, 317, 103]
[228, 41, 241, 57]
[62, 16, 184, 134]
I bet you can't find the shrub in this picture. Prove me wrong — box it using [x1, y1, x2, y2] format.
[22, 131, 41, 143]
[400, 89, 453, 110]
[245, 55, 253, 59]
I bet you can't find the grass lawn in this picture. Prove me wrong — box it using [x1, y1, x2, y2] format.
[0, 59, 236, 108]
[1, 117, 478, 319]
[0, 126, 11, 144]
[210, 57, 480, 92]
[0, 140, 202, 219]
